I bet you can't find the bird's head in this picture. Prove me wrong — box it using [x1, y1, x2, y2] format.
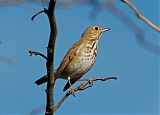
[81, 25, 110, 41]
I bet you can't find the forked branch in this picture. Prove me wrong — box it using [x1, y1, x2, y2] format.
[54, 76, 117, 112]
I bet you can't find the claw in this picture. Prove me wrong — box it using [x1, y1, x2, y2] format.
[70, 88, 75, 97]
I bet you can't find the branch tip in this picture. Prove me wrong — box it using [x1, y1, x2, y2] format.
[104, 77, 117, 81]
[28, 50, 32, 56]
[121, 0, 160, 32]
[28, 50, 47, 60]
[31, 9, 48, 21]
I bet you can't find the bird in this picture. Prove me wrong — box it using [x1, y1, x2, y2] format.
[35, 25, 110, 91]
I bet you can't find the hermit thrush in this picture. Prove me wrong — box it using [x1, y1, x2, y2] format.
[35, 25, 110, 91]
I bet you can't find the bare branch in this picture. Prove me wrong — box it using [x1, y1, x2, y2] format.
[31, 9, 47, 21]
[28, 50, 47, 60]
[53, 92, 70, 112]
[45, 0, 58, 115]
[121, 0, 160, 32]
[54, 76, 117, 112]
[106, 0, 160, 55]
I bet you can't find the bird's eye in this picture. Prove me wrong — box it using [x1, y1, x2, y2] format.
[95, 26, 99, 30]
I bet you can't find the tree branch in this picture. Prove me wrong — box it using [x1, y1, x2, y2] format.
[28, 50, 48, 60]
[106, 0, 160, 55]
[121, 0, 160, 32]
[53, 76, 117, 112]
[44, 0, 57, 115]
[31, 9, 47, 21]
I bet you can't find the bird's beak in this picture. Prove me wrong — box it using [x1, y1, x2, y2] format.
[102, 28, 111, 32]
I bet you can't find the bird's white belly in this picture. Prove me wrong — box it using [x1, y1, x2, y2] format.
[60, 41, 97, 80]
[66, 53, 95, 79]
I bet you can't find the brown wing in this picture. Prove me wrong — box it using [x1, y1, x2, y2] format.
[34, 41, 82, 85]
[55, 41, 82, 78]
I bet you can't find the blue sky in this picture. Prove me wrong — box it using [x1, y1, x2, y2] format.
[0, 0, 159, 115]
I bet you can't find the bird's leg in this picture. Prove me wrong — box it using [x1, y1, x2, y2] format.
[68, 77, 75, 97]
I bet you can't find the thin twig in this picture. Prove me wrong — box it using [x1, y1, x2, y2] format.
[106, 0, 160, 55]
[54, 76, 117, 112]
[31, 9, 47, 21]
[121, 0, 160, 32]
[28, 50, 48, 60]
[53, 92, 70, 112]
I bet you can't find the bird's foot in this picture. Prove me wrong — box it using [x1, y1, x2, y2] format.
[70, 87, 75, 97]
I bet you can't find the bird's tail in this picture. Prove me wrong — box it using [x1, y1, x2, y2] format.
[35, 70, 57, 85]
[35, 75, 47, 85]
